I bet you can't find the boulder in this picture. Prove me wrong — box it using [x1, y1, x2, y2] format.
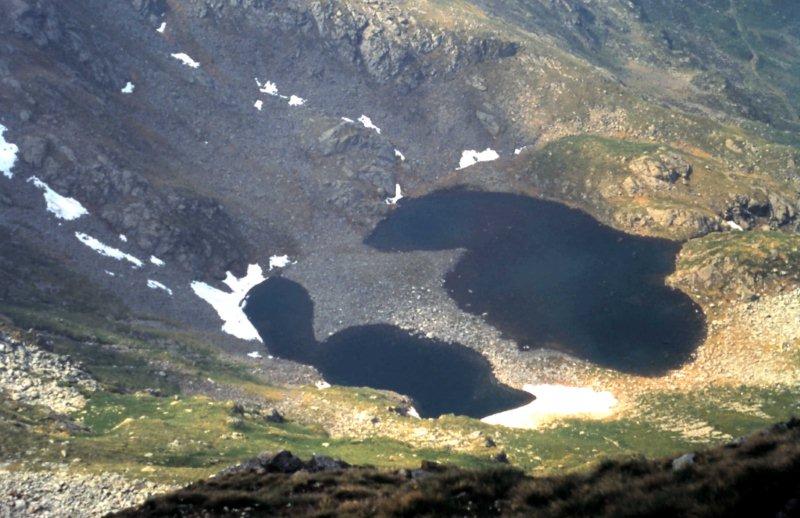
[628, 153, 692, 185]
[493, 451, 509, 464]
[307, 455, 349, 472]
[671, 452, 695, 471]
[264, 409, 286, 423]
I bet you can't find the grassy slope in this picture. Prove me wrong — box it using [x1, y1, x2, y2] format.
[1, 300, 798, 486]
[120, 418, 800, 517]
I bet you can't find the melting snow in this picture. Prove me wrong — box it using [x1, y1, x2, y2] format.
[171, 53, 200, 68]
[358, 115, 381, 134]
[394, 149, 406, 161]
[190, 264, 266, 342]
[27, 176, 89, 220]
[385, 183, 403, 205]
[254, 100, 263, 111]
[75, 232, 144, 268]
[457, 148, 500, 170]
[156, 22, 166, 33]
[481, 384, 618, 430]
[0, 124, 19, 179]
[256, 78, 279, 96]
[269, 255, 291, 270]
[121, 82, 135, 94]
[247, 351, 263, 359]
[254, 79, 305, 107]
[147, 279, 173, 296]
[725, 220, 744, 231]
[150, 255, 165, 266]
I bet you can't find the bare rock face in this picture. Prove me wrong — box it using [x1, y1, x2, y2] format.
[311, 120, 400, 226]
[17, 134, 250, 279]
[628, 153, 692, 187]
[180, 0, 518, 90]
[305, 0, 518, 89]
[723, 193, 800, 231]
[2, 0, 122, 87]
[615, 206, 720, 239]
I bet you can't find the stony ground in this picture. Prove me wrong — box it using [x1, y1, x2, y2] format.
[0, 331, 98, 415]
[0, 466, 171, 517]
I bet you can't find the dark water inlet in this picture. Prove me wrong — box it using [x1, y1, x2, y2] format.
[243, 277, 534, 418]
[365, 188, 707, 376]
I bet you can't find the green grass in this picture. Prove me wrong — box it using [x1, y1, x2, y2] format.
[43, 392, 489, 484]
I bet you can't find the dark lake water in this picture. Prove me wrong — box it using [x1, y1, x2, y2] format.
[365, 188, 706, 375]
[243, 277, 534, 418]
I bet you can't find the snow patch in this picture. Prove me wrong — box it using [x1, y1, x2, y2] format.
[358, 115, 381, 134]
[385, 183, 403, 205]
[119, 234, 128, 243]
[256, 78, 279, 96]
[407, 406, 421, 419]
[75, 232, 144, 268]
[147, 279, 173, 296]
[171, 53, 200, 68]
[724, 220, 744, 231]
[315, 380, 331, 390]
[481, 384, 618, 430]
[247, 351, 263, 359]
[27, 176, 89, 220]
[457, 148, 499, 170]
[121, 82, 135, 94]
[105, 270, 115, 277]
[0, 124, 19, 179]
[341, 117, 355, 123]
[190, 264, 266, 342]
[156, 22, 166, 33]
[254, 100, 263, 111]
[255, 79, 305, 107]
[150, 255, 165, 266]
[394, 149, 405, 161]
[269, 255, 291, 270]
[514, 146, 527, 155]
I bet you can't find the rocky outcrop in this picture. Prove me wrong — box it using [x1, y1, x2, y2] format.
[624, 152, 692, 193]
[1, 0, 123, 87]
[723, 193, 800, 231]
[16, 135, 249, 279]
[310, 120, 400, 225]
[216, 450, 349, 477]
[0, 331, 99, 414]
[670, 231, 800, 301]
[615, 206, 720, 239]
[178, 0, 518, 89]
